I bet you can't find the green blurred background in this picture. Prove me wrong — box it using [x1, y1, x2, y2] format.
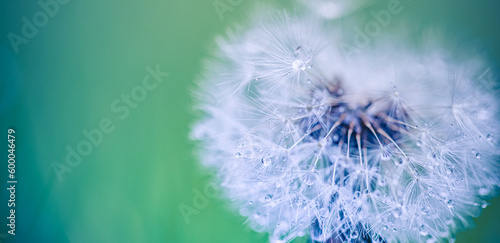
[0, 0, 498, 242]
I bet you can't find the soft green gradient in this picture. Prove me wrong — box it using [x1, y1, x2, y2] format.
[0, 0, 498, 242]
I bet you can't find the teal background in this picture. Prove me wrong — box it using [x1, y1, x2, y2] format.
[0, 0, 498, 242]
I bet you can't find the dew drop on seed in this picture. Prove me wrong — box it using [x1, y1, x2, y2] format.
[447, 200, 455, 208]
[303, 171, 318, 186]
[261, 156, 272, 166]
[419, 225, 428, 236]
[481, 201, 488, 208]
[293, 45, 313, 71]
[421, 206, 430, 215]
[393, 207, 403, 218]
[318, 208, 329, 218]
[380, 152, 391, 161]
[292, 59, 306, 70]
[478, 187, 489, 196]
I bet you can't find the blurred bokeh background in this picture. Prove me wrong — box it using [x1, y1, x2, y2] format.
[0, 0, 499, 242]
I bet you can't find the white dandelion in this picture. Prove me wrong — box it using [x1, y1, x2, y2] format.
[191, 7, 500, 243]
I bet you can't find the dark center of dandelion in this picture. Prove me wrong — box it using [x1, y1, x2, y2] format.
[299, 83, 409, 164]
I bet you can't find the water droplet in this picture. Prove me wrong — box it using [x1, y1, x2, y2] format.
[475, 153, 482, 159]
[393, 207, 403, 218]
[382, 225, 388, 231]
[261, 156, 272, 166]
[416, 140, 422, 147]
[487, 133, 494, 141]
[378, 178, 386, 186]
[281, 156, 288, 162]
[421, 206, 430, 215]
[426, 237, 437, 243]
[396, 157, 406, 165]
[419, 225, 428, 236]
[318, 208, 329, 218]
[235, 152, 241, 158]
[481, 201, 488, 209]
[292, 59, 306, 70]
[265, 194, 273, 202]
[292, 45, 313, 71]
[350, 230, 359, 239]
[303, 171, 318, 186]
[380, 152, 391, 161]
[249, 201, 253, 205]
[478, 187, 490, 196]
[447, 199, 455, 208]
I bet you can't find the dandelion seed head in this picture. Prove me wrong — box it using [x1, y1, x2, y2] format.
[192, 8, 500, 243]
